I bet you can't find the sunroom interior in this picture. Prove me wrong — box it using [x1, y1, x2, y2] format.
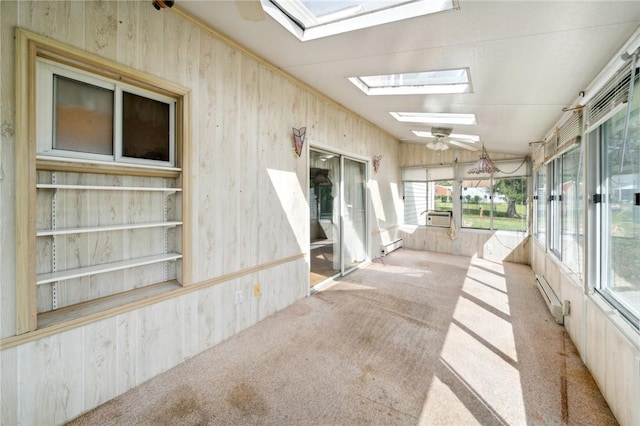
[0, 1, 639, 425]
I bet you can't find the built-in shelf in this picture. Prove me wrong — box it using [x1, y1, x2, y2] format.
[36, 252, 182, 285]
[36, 221, 182, 236]
[36, 184, 182, 192]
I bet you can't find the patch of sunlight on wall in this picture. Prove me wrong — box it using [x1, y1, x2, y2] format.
[440, 322, 526, 425]
[419, 376, 481, 425]
[390, 183, 402, 224]
[461, 278, 510, 316]
[369, 180, 386, 222]
[267, 169, 308, 252]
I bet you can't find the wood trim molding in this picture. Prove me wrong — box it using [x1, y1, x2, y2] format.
[0, 252, 305, 350]
[15, 29, 37, 334]
[36, 158, 182, 179]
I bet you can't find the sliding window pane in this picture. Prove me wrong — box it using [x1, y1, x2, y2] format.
[54, 75, 113, 155]
[561, 147, 584, 275]
[602, 94, 640, 321]
[122, 92, 170, 162]
[492, 177, 528, 232]
[461, 179, 491, 229]
[429, 180, 453, 213]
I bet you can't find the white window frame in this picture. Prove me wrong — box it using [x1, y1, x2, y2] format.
[36, 58, 176, 168]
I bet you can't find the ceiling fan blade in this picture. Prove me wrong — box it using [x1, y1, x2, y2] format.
[448, 140, 478, 151]
[236, 0, 265, 21]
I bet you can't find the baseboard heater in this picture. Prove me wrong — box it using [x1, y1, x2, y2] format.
[381, 238, 403, 256]
[535, 274, 565, 325]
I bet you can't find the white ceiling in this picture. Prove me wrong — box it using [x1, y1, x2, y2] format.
[177, 0, 640, 155]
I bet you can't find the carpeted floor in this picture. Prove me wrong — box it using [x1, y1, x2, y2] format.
[68, 249, 617, 425]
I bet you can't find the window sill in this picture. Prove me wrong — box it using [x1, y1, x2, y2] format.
[588, 291, 640, 349]
[35, 280, 182, 329]
[36, 156, 181, 178]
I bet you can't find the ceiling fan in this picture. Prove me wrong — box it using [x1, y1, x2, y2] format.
[415, 127, 479, 151]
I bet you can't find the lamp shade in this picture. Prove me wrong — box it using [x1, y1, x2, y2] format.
[468, 146, 499, 174]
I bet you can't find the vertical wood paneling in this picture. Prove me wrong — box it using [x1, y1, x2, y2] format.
[137, 1, 164, 77]
[116, 310, 137, 395]
[163, 10, 186, 82]
[83, 318, 118, 409]
[238, 55, 259, 270]
[83, 0, 118, 60]
[217, 42, 241, 275]
[136, 298, 183, 384]
[116, 0, 138, 68]
[0, 347, 18, 424]
[18, 328, 84, 424]
[195, 32, 219, 282]
[18, 0, 84, 48]
[196, 285, 218, 351]
[182, 291, 199, 359]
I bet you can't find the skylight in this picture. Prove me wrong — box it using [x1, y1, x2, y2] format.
[349, 69, 472, 95]
[390, 112, 477, 125]
[264, 0, 457, 41]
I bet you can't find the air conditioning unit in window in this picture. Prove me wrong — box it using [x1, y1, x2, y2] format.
[426, 210, 452, 227]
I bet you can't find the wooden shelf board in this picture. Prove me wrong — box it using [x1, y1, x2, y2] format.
[36, 184, 182, 192]
[36, 253, 182, 285]
[36, 221, 182, 236]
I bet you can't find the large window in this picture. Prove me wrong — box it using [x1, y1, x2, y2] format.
[459, 160, 528, 232]
[547, 146, 585, 276]
[402, 166, 454, 226]
[402, 161, 528, 232]
[587, 64, 640, 328]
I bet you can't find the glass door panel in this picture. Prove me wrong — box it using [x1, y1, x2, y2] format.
[342, 158, 367, 274]
[309, 150, 341, 285]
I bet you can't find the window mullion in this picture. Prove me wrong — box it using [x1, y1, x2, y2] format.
[114, 86, 123, 163]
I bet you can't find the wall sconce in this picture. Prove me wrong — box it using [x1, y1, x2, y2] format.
[152, 0, 174, 10]
[373, 155, 382, 173]
[292, 127, 306, 157]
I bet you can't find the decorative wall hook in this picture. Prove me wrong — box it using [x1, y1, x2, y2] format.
[292, 127, 306, 157]
[373, 155, 382, 173]
[152, 0, 174, 10]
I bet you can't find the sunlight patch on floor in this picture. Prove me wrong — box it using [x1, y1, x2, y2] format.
[440, 323, 526, 424]
[461, 277, 510, 316]
[418, 376, 481, 426]
[429, 259, 525, 425]
[453, 296, 518, 363]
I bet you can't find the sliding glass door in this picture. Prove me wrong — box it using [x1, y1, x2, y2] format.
[309, 149, 368, 285]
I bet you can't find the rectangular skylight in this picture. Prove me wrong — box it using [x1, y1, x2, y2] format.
[349, 68, 472, 95]
[390, 112, 477, 125]
[265, 0, 457, 41]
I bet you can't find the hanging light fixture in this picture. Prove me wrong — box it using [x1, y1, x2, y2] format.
[468, 145, 500, 174]
[425, 138, 449, 151]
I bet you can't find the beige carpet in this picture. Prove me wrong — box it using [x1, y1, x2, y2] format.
[68, 249, 617, 425]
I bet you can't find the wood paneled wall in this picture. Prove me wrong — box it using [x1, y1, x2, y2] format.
[0, 1, 401, 423]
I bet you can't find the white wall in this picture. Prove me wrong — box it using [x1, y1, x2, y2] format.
[0, 1, 401, 423]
